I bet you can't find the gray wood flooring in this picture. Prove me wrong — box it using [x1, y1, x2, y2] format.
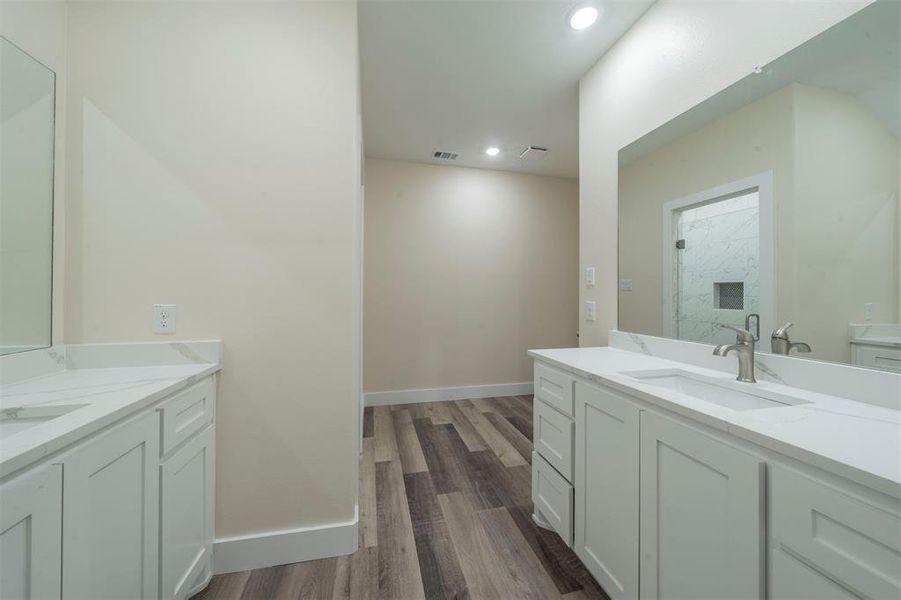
[195, 396, 608, 600]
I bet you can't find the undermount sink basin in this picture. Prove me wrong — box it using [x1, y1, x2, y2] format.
[0, 404, 88, 437]
[619, 369, 812, 411]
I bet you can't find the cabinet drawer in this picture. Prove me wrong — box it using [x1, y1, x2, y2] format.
[532, 451, 573, 547]
[852, 344, 901, 373]
[158, 377, 215, 455]
[534, 362, 574, 418]
[534, 398, 574, 481]
[771, 464, 901, 599]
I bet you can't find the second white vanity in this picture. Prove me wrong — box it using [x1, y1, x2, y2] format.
[0, 341, 221, 600]
[530, 333, 901, 600]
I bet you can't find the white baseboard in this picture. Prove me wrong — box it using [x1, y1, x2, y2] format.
[213, 511, 358, 574]
[364, 381, 533, 407]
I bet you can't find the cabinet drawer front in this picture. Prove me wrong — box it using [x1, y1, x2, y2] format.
[161, 426, 214, 600]
[772, 464, 901, 599]
[854, 345, 901, 373]
[532, 451, 573, 546]
[534, 399, 574, 481]
[159, 377, 215, 455]
[534, 362, 574, 417]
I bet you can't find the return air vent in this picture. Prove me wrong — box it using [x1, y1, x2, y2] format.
[432, 150, 459, 161]
[519, 146, 548, 160]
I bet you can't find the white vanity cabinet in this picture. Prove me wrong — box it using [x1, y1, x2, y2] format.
[574, 381, 640, 600]
[0, 463, 62, 600]
[770, 464, 901, 599]
[531, 356, 901, 600]
[61, 410, 161, 600]
[0, 374, 216, 600]
[531, 362, 577, 545]
[639, 412, 766, 600]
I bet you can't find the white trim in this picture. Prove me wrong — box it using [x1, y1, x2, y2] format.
[660, 172, 775, 341]
[212, 510, 358, 575]
[364, 382, 534, 407]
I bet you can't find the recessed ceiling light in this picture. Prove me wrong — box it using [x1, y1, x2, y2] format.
[485, 147, 500, 156]
[569, 6, 598, 30]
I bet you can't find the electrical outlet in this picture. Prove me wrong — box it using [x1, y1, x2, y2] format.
[585, 300, 596, 322]
[584, 267, 596, 287]
[864, 302, 874, 322]
[153, 304, 177, 334]
[619, 279, 633, 292]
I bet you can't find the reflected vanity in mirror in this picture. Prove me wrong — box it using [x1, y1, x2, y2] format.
[0, 36, 56, 355]
[618, 0, 900, 372]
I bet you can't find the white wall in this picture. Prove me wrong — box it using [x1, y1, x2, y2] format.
[1, 1, 67, 347]
[579, 0, 871, 347]
[64, 1, 362, 540]
[363, 158, 578, 392]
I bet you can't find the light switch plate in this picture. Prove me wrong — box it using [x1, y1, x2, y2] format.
[585, 301, 596, 322]
[153, 304, 177, 334]
[584, 267, 596, 287]
[864, 302, 874, 321]
[619, 279, 633, 292]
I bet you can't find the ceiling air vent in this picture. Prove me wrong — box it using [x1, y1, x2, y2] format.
[519, 146, 548, 160]
[432, 150, 459, 161]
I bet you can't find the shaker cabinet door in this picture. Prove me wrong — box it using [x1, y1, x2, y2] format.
[574, 381, 640, 600]
[0, 463, 62, 600]
[161, 425, 215, 600]
[62, 411, 160, 600]
[639, 412, 765, 600]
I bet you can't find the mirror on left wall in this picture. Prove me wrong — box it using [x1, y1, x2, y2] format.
[0, 36, 56, 355]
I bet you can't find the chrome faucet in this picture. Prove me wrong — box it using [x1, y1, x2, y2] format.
[713, 324, 757, 383]
[771, 323, 811, 355]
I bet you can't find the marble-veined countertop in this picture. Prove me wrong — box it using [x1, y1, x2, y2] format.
[0, 341, 221, 480]
[529, 346, 901, 500]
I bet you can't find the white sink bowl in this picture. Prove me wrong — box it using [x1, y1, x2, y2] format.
[0, 404, 88, 437]
[619, 369, 812, 411]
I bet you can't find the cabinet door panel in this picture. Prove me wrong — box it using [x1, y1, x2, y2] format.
[534, 362, 574, 417]
[771, 464, 901, 599]
[534, 398, 574, 481]
[0, 464, 62, 600]
[62, 411, 159, 600]
[574, 382, 640, 600]
[161, 425, 214, 600]
[640, 412, 765, 600]
[532, 451, 574, 546]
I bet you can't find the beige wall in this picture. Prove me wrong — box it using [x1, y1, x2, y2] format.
[791, 84, 899, 361]
[618, 85, 795, 339]
[619, 83, 899, 363]
[65, 1, 362, 538]
[579, 0, 871, 347]
[364, 159, 578, 392]
[1, 1, 67, 347]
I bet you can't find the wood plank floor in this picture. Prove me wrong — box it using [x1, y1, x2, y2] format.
[196, 396, 609, 600]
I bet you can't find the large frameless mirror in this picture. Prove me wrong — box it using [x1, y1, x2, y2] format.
[618, 1, 900, 372]
[0, 36, 56, 355]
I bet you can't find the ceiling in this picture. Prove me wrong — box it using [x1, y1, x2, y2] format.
[359, 0, 655, 178]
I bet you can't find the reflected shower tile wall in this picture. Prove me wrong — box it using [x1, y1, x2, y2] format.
[675, 202, 760, 344]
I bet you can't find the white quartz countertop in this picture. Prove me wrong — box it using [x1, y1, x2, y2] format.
[0, 362, 220, 479]
[529, 346, 901, 500]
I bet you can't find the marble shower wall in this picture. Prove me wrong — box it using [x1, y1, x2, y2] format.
[674, 192, 759, 345]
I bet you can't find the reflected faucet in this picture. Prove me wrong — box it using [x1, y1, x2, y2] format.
[713, 324, 757, 383]
[771, 323, 812, 355]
